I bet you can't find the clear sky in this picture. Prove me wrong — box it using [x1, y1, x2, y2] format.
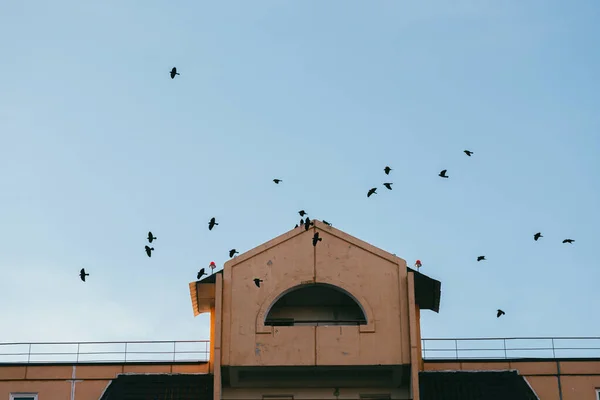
[1, 0, 599, 351]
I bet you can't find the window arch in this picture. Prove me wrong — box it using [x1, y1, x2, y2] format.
[264, 283, 367, 327]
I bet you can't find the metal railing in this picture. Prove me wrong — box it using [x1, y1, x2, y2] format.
[422, 337, 600, 360]
[2, 337, 600, 364]
[0, 340, 209, 364]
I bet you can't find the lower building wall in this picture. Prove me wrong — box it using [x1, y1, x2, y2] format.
[424, 359, 600, 400]
[0, 362, 209, 400]
[222, 387, 411, 400]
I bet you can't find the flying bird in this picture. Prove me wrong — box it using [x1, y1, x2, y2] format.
[209, 217, 218, 230]
[229, 249, 239, 258]
[273, 179, 282, 184]
[145, 246, 154, 257]
[497, 309, 505, 318]
[312, 232, 322, 247]
[147, 231, 156, 243]
[323, 220, 332, 226]
[383, 183, 393, 190]
[384, 166, 392, 175]
[170, 67, 180, 79]
[79, 268, 89, 282]
[562, 239, 575, 244]
[477, 256, 486, 262]
[253, 278, 263, 288]
[299, 210, 307, 217]
[464, 150, 473, 156]
[367, 188, 377, 197]
[534, 232, 543, 241]
[197, 268, 207, 280]
[439, 169, 449, 178]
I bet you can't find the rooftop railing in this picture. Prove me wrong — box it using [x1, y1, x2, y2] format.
[0, 340, 209, 364]
[421, 337, 600, 360]
[1, 337, 600, 364]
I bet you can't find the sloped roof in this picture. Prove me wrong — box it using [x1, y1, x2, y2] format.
[99, 373, 213, 400]
[419, 371, 539, 400]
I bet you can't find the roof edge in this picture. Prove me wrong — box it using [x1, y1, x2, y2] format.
[226, 220, 408, 269]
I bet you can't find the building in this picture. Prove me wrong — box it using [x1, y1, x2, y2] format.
[1, 220, 599, 400]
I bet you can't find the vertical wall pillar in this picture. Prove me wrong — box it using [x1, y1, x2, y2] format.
[407, 272, 420, 400]
[213, 273, 223, 400]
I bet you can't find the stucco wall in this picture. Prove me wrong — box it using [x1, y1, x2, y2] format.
[221, 223, 411, 367]
[0, 362, 209, 400]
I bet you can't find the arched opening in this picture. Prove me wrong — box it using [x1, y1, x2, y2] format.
[264, 283, 367, 327]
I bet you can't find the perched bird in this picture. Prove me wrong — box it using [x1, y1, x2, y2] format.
[170, 67, 180, 79]
[367, 188, 377, 197]
[229, 249, 239, 258]
[497, 309, 505, 318]
[304, 217, 313, 231]
[383, 183, 393, 190]
[299, 210, 307, 217]
[145, 246, 154, 257]
[253, 278, 263, 288]
[464, 150, 473, 156]
[295, 224, 299, 228]
[300, 218, 304, 226]
[312, 232, 322, 246]
[323, 220, 332, 226]
[477, 256, 486, 262]
[197, 268, 207, 280]
[384, 166, 392, 175]
[209, 217, 218, 230]
[79, 268, 89, 282]
[439, 169, 449, 178]
[147, 231, 156, 243]
[562, 239, 575, 244]
[273, 179, 282, 184]
[534, 232, 543, 241]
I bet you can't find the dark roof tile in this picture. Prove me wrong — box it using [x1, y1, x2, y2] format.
[419, 370, 539, 400]
[99, 373, 213, 400]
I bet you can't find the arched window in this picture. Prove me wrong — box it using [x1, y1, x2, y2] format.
[264, 283, 367, 327]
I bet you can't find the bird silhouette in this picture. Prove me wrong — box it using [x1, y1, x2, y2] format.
[312, 232, 322, 247]
[477, 256, 486, 262]
[273, 179, 282, 184]
[229, 249, 239, 258]
[145, 246, 154, 257]
[384, 166, 392, 175]
[147, 231, 156, 243]
[534, 232, 543, 241]
[304, 217, 313, 231]
[464, 150, 473, 156]
[299, 210, 307, 217]
[209, 217, 218, 230]
[295, 224, 299, 228]
[439, 169, 449, 178]
[383, 183, 393, 190]
[367, 188, 377, 197]
[300, 218, 304, 226]
[197, 268, 207, 280]
[170, 67, 180, 79]
[79, 268, 89, 282]
[562, 239, 575, 244]
[323, 220, 332, 226]
[253, 278, 263, 288]
[497, 309, 505, 318]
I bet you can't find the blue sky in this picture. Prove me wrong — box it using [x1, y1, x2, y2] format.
[1, 0, 599, 352]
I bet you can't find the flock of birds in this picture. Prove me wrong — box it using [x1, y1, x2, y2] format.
[76, 68, 578, 320]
